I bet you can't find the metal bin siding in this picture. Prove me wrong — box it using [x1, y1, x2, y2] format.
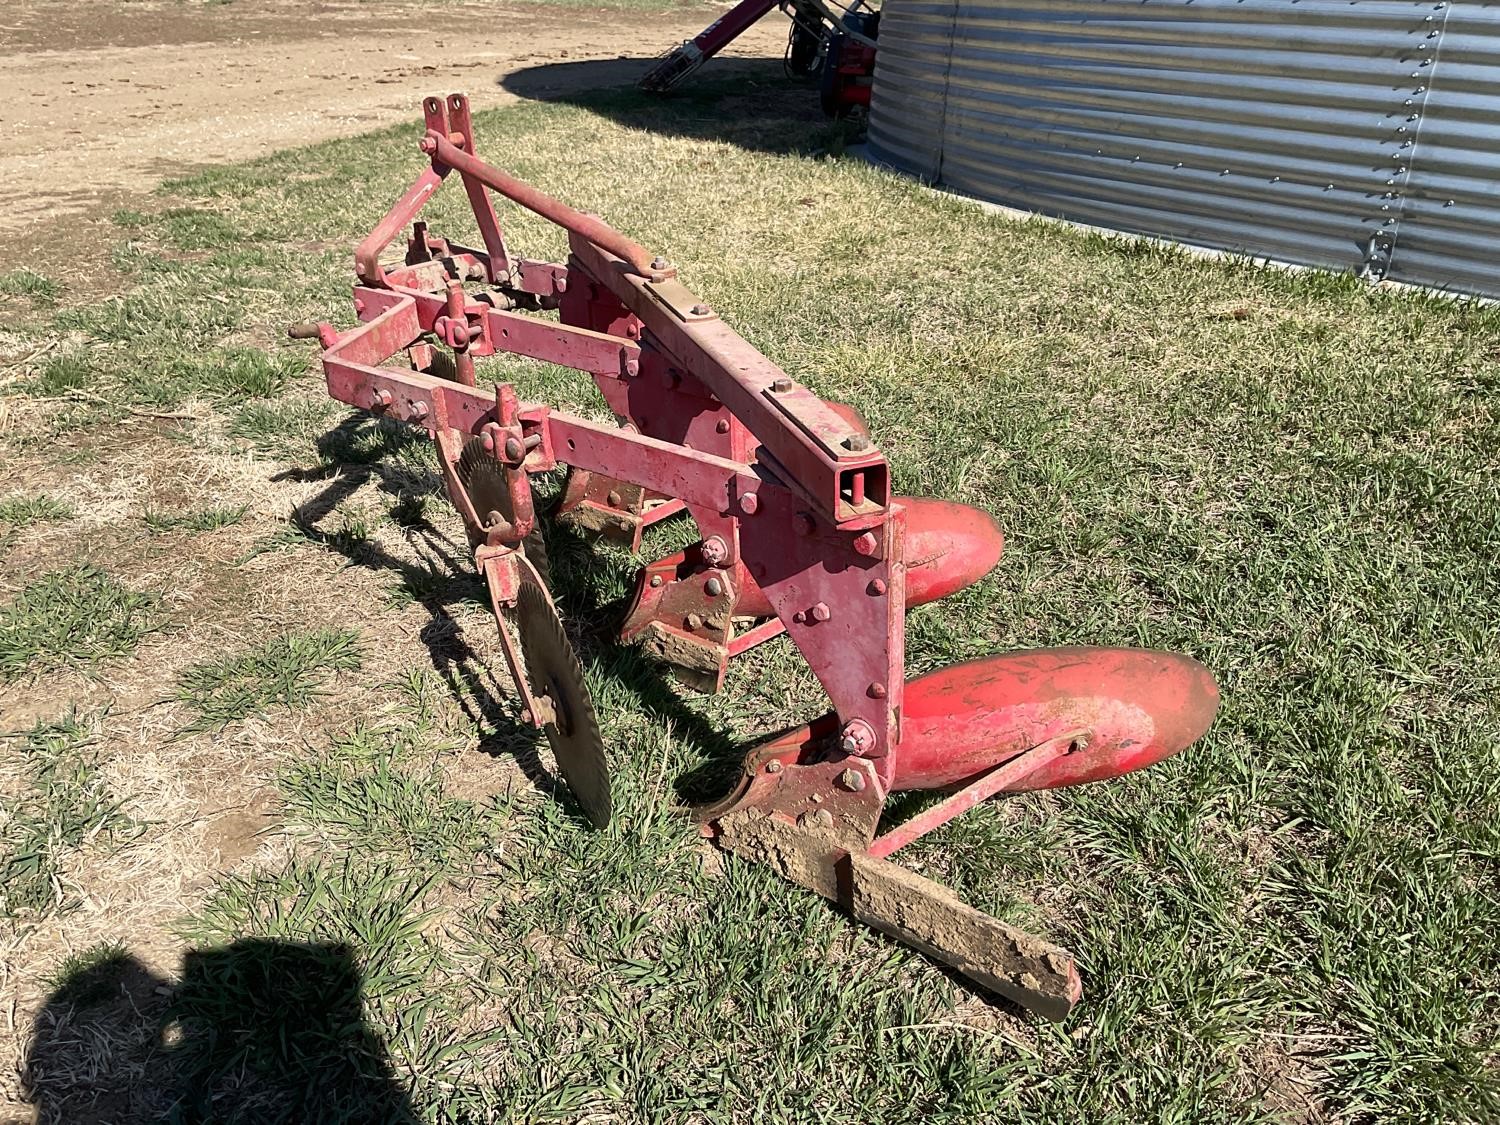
[868, 0, 1500, 295]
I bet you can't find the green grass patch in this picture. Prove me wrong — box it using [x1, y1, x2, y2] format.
[0, 268, 59, 305]
[230, 396, 341, 456]
[0, 495, 73, 526]
[45, 939, 132, 1006]
[28, 355, 89, 396]
[0, 567, 159, 680]
[178, 859, 445, 1122]
[1, 712, 131, 916]
[157, 206, 244, 251]
[144, 503, 248, 533]
[172, 627, 363, 733]
[280, 723, 481, 868]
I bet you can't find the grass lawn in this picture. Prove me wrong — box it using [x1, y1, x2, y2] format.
[0, 66, 1496, 1123]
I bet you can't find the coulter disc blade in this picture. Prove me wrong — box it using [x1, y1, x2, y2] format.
[514, 577, 611, 828]
[456, 435, 550, 583]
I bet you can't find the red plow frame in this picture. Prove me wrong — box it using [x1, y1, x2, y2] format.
[296, 94, 1219, 1019]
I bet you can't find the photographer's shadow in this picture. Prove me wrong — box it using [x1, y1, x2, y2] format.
[22, 940, 414, 1124]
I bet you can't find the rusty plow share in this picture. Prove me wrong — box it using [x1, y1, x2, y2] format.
[293, 94, 1220, 1020]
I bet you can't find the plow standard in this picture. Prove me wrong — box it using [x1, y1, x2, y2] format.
[292, 94, 1219, 1019]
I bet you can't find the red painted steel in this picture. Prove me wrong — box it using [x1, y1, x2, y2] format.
[483, 306, 638, 377]
[894, 648, 1220, 792]
[566, 237, 887, 524]
[302, 96, 1221, 1017]
[865, 732, 1079, 859]
[637, 0, 779, 93]
[728, 496, 1002, 618]
[421, 132, 660, 277]
[355, 166, 446, 284]
[684, 0, 780, 59]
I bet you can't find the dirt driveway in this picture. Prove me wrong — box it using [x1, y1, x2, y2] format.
[1, 0, 785, 243]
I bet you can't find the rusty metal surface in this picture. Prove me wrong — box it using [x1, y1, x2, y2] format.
[515, 574, 612, 828]
[715, 806, 1082, 1019]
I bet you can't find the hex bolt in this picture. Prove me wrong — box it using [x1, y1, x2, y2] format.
[481, 431, 495, 452]
[843, 434, 872, 452]
[867, 578, 887, 596]
[691, 303, 711, 316]
[649, 574, 664, 588]
[606, 490, 622, 508]
[651, 256, 669, 271]
[839, 768, 867, 793]
[715, 419, 731, 434]
[624, 359, 640, 377]
[867, 682, 887, 699]
[853, 531, 878, 557]
[839, 718, 878, 757]
[409, 400, 429, 420]
[810, 602, 831, 623]
[705, 577, 724, 597]
[504, 436, 524, 462]
[765, 759, 783, 774]
[685, 612, 704, 631]
[700, 536, 730, 567]
[771, 376, 794, 393]
[739, 492, 759, 515]
[371, 388, 393, 409]
[813, 808, 834, 828]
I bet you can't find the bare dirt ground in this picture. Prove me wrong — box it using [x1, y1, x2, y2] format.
[0, 0, 784, 245]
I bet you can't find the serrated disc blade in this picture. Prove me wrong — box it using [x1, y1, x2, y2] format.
[514, 577, 611, 828]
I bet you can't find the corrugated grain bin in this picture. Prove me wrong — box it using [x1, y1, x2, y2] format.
[867, 0, 1500, 297]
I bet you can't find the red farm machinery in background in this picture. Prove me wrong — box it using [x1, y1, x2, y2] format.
[291, 94, 1219, 1019]
[639, 0, 879, 117]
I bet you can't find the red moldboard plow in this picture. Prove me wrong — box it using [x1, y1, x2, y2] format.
[295, 94, 1219, 1020]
